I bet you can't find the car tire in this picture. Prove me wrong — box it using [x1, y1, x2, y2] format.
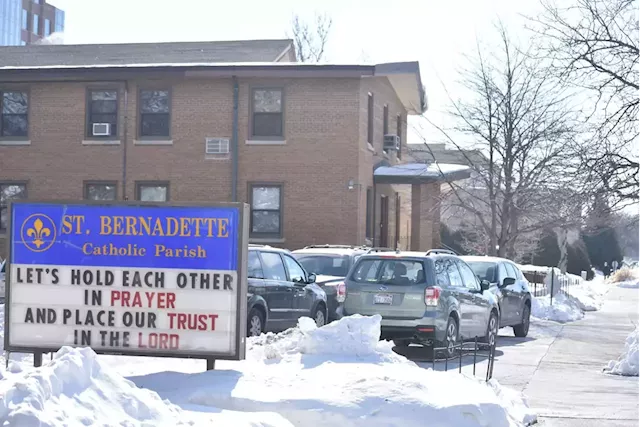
[247, 307, 265, 337]
[393, 339, 411, 347]
[313, 304, 326, 327]
[482, 311, 499, 347]
[513, 303, 531, 338]
[439, 315, 459, 359]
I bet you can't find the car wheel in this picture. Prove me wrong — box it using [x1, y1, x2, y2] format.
[393, 339, 411, 347]
[247, 308, 265, 337]
[440, 316, 459, 358]
[482, 311, 499, 347]
[313, 305, 326, 327]
[513, 303, 531, 338]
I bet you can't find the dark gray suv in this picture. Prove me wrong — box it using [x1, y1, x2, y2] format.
[342, 251, 500, 356]
[246, 245, 327, 337]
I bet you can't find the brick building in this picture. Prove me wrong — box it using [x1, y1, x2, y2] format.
[0, 39, 469, 257]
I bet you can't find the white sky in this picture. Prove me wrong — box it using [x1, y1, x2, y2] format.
[49, 0, 544, 145]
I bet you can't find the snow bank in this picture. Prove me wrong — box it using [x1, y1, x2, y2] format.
[133, 315, 535, 427]
[604, 328, 639, 377]
[531, 292, 584, 323]
[565, 275, 608, 311]
[0, 346, 294, 427]
[609, 268, 639, 289]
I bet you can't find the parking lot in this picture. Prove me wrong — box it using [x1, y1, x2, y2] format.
[395, 284, 638, 426]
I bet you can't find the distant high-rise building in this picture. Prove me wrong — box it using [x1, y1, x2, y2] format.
[0, 0, 65, 46]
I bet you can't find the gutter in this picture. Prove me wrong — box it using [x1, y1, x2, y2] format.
[231, 76, 239, 202]
[122, 81, 129, 200]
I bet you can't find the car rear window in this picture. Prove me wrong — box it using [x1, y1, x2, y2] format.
[350, 258, 426, 285]
[467, 261, 497, 282]
[295, 255, 350, 277]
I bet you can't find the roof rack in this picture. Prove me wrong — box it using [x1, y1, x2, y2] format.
[249, 243, 272, 248]
[302, 244, 368, 250]
[365, 247, 396, 254]
[425, 249, 457, 256]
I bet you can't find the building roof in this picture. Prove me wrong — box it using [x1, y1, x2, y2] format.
[408, 143, 487, 166]
[0, 39, 294, 67]
[373, 162, 471, 184]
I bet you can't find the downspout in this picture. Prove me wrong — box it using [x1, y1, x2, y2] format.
[122, 81, 129, 200]
[231, 76, 239, 202]
[372, 183, 377, 247]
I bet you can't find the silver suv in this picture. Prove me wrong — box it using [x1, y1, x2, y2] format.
[343, 250, 500, 356]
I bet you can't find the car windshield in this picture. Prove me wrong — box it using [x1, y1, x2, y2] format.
[350, 258, 426, 285]
[295, 255, 350, 277]
[467, 261, 497, 282]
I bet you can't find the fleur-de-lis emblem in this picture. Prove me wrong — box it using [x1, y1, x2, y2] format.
[26, 218, 51, 248]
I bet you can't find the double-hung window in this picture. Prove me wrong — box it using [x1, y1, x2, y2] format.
[139, 90, 170, 138]
[0, 183, 27, 232]
[249, 184, 282, 238]
[251, 88, 283, 139]
[87, 90, 118, 138]
[1, 91, 28, 138]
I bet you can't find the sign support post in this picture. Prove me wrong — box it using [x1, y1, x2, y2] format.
[206, 357, 215, 370]
[33, 352, 42, 368]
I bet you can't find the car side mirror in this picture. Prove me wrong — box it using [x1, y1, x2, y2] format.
[480, 280, 490, 292]
[307, 273, 316, 284]
[501, 277, 516, 288]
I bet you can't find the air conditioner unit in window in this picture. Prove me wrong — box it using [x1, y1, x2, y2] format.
[383, 134, 400, 151]
[92, 123, 111, 136]
[205, 138, 230, 155]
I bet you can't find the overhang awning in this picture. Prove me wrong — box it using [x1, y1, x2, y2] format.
[373, 162, 471, 184]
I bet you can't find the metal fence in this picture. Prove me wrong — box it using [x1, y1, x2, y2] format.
[429, 336, 498, 381]
[523, 269, 582, 304]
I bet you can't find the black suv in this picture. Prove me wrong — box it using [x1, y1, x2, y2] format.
[292, 245, 393, 321]
[246, 245, 327, 337]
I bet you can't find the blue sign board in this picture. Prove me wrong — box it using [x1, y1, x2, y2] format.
[11, 203, 240, 271]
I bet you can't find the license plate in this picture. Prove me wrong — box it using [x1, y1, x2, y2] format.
[374, 293, 393, 304]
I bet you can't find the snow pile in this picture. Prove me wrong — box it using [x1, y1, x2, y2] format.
[531, 292, 584, 323]
[132, 315, 536, 427]
[604, 327, 639, 376]
[566, 275, 608, 311]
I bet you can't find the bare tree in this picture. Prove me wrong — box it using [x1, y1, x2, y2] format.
[288, 13, 332, 63]
[423, 23, 586, 259]
[530, 0, 639, 205]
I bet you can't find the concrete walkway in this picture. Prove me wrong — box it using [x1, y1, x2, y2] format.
[526, 284, 639, 426]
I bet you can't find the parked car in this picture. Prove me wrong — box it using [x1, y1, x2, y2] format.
[246, 245, 327, 337]
[0, 258, 4, 300]
[461, 256, 532, 338]
[342, 250, 500, 357]
[292, 245, 392, 321]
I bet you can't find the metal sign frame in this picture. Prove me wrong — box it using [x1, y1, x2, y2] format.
[4, 200, 249, 361]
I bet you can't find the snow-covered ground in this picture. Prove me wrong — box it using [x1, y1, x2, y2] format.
[530, 273, 608, 323]
[0, 314, 537, 427]
[604, 327, 639, 377]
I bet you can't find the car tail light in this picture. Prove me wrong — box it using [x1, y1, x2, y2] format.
[425, 286, 440, 307]
[336, 282, 346, 303]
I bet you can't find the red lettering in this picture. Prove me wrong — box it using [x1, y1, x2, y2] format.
[121, 291, 131, 307]
[177, 313, 187, 329]
[209, 314, 218, 331]
[157, 293, 166, 308]
[166, 292, 176, 309]
[137, 332, 179, 350]
[168, 312, 176, 328]
[145, 292, 154, 308]
[166, 313, 219, 331]
[110, 290, 121, 306]
[132, 292, 142, 307]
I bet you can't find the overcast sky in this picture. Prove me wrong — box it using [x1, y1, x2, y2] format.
[49, 0, 543, 144]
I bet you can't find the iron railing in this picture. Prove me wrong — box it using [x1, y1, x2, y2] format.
[428, 336, 498, 381]
[523, 269, 583, 304]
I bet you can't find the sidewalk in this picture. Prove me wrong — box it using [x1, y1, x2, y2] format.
[527, 284, 639, 426]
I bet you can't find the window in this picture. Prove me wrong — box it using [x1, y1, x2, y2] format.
[396, 114, 402, 159]
[497, 263, 508, 282]
[283, 254, 306, 283]
[367, 93, 374, 145]
[251, 88, 283, 138]
[33, 0, 41, 4]
[445, 259, 463, 287]
[136, 182, 169, 202]
[139, 90, 170, 138]
[457, 260, 480, 291]
[87, 90, 118, 138]
[22, 10, 27, 30]
[351, 259, 425, 285]
[296, 255, 350, 277]
[44, 18, 50, 36]
[468, 261, 497, 283]
[249, 184, 282, 237]
[1, 92, 29, 138]
[247, 251, 264, 279]
[435, 259, 451, 288]
[351, 259, 382, 283]
[0, 183, 27, 232]
[365, 187, 373, 239]
[504, 263, 517, 279]
[32, 14, 39, 35]
[259, 252, 287, 281]
[382, 104, 389, 153]
[84, 182, 117, 201]
[54, 10, 65, 33]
